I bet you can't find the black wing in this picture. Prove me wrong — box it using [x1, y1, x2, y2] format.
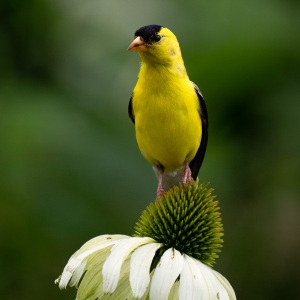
[128, 95, 135, 124]
[189, 83, 208, 180]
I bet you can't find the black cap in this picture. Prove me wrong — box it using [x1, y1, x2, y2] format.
[134, 24, 163, 44]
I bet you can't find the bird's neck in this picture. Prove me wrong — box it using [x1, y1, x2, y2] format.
[138, 56, 188, 83]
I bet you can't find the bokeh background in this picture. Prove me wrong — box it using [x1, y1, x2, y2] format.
[1, 0, 300, 299]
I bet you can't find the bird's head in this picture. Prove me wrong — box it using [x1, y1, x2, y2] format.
[128, 24, 183, 66]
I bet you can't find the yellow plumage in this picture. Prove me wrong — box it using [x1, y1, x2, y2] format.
[128, 25, 208, 197]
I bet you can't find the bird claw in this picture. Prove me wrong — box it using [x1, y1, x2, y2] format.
[156, 187, 165, 199]
[156, 168, 165, 199]
[182, 164, 192, 186]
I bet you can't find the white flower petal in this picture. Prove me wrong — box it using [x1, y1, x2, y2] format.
[76, 234, 128, 262]
[130, 242, 162, 298]
[69, 260, 87, 288]
[194, 259, 232, 300]
[168, 280, 180, 300]
[58, 234, 128, 289]
[213, 270, 236, 300]
[179, 256, 236, 300]
[179, 255, 208, 300]
[150, 248, 184, 300]
[102, 236, 154, 293]
[76, 247, 112, 299]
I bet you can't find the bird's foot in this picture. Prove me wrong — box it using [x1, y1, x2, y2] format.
[156, 187, 165, 199]
[182, 164, 193, 186]
[156, 167, 165, 199]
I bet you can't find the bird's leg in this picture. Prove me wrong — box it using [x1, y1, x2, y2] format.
[182, 163, 193, 186]
[156, 169, 165, 198]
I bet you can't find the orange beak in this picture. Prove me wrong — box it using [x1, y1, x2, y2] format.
[127, 36, 146, 51]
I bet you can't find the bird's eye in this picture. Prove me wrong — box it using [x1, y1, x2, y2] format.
[153, 34, 161, 42]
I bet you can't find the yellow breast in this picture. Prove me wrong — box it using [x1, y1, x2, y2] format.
[133, 72, 201, 172]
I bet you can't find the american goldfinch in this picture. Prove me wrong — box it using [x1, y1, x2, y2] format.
[128, 24, 208, 197]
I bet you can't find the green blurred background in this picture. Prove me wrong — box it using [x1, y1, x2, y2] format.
[1, 0, 299, 299]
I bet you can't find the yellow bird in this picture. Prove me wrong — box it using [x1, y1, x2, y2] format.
[128, 25, 208, 197]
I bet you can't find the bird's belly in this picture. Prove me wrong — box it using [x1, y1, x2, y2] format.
[135, 110, 201, 171]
